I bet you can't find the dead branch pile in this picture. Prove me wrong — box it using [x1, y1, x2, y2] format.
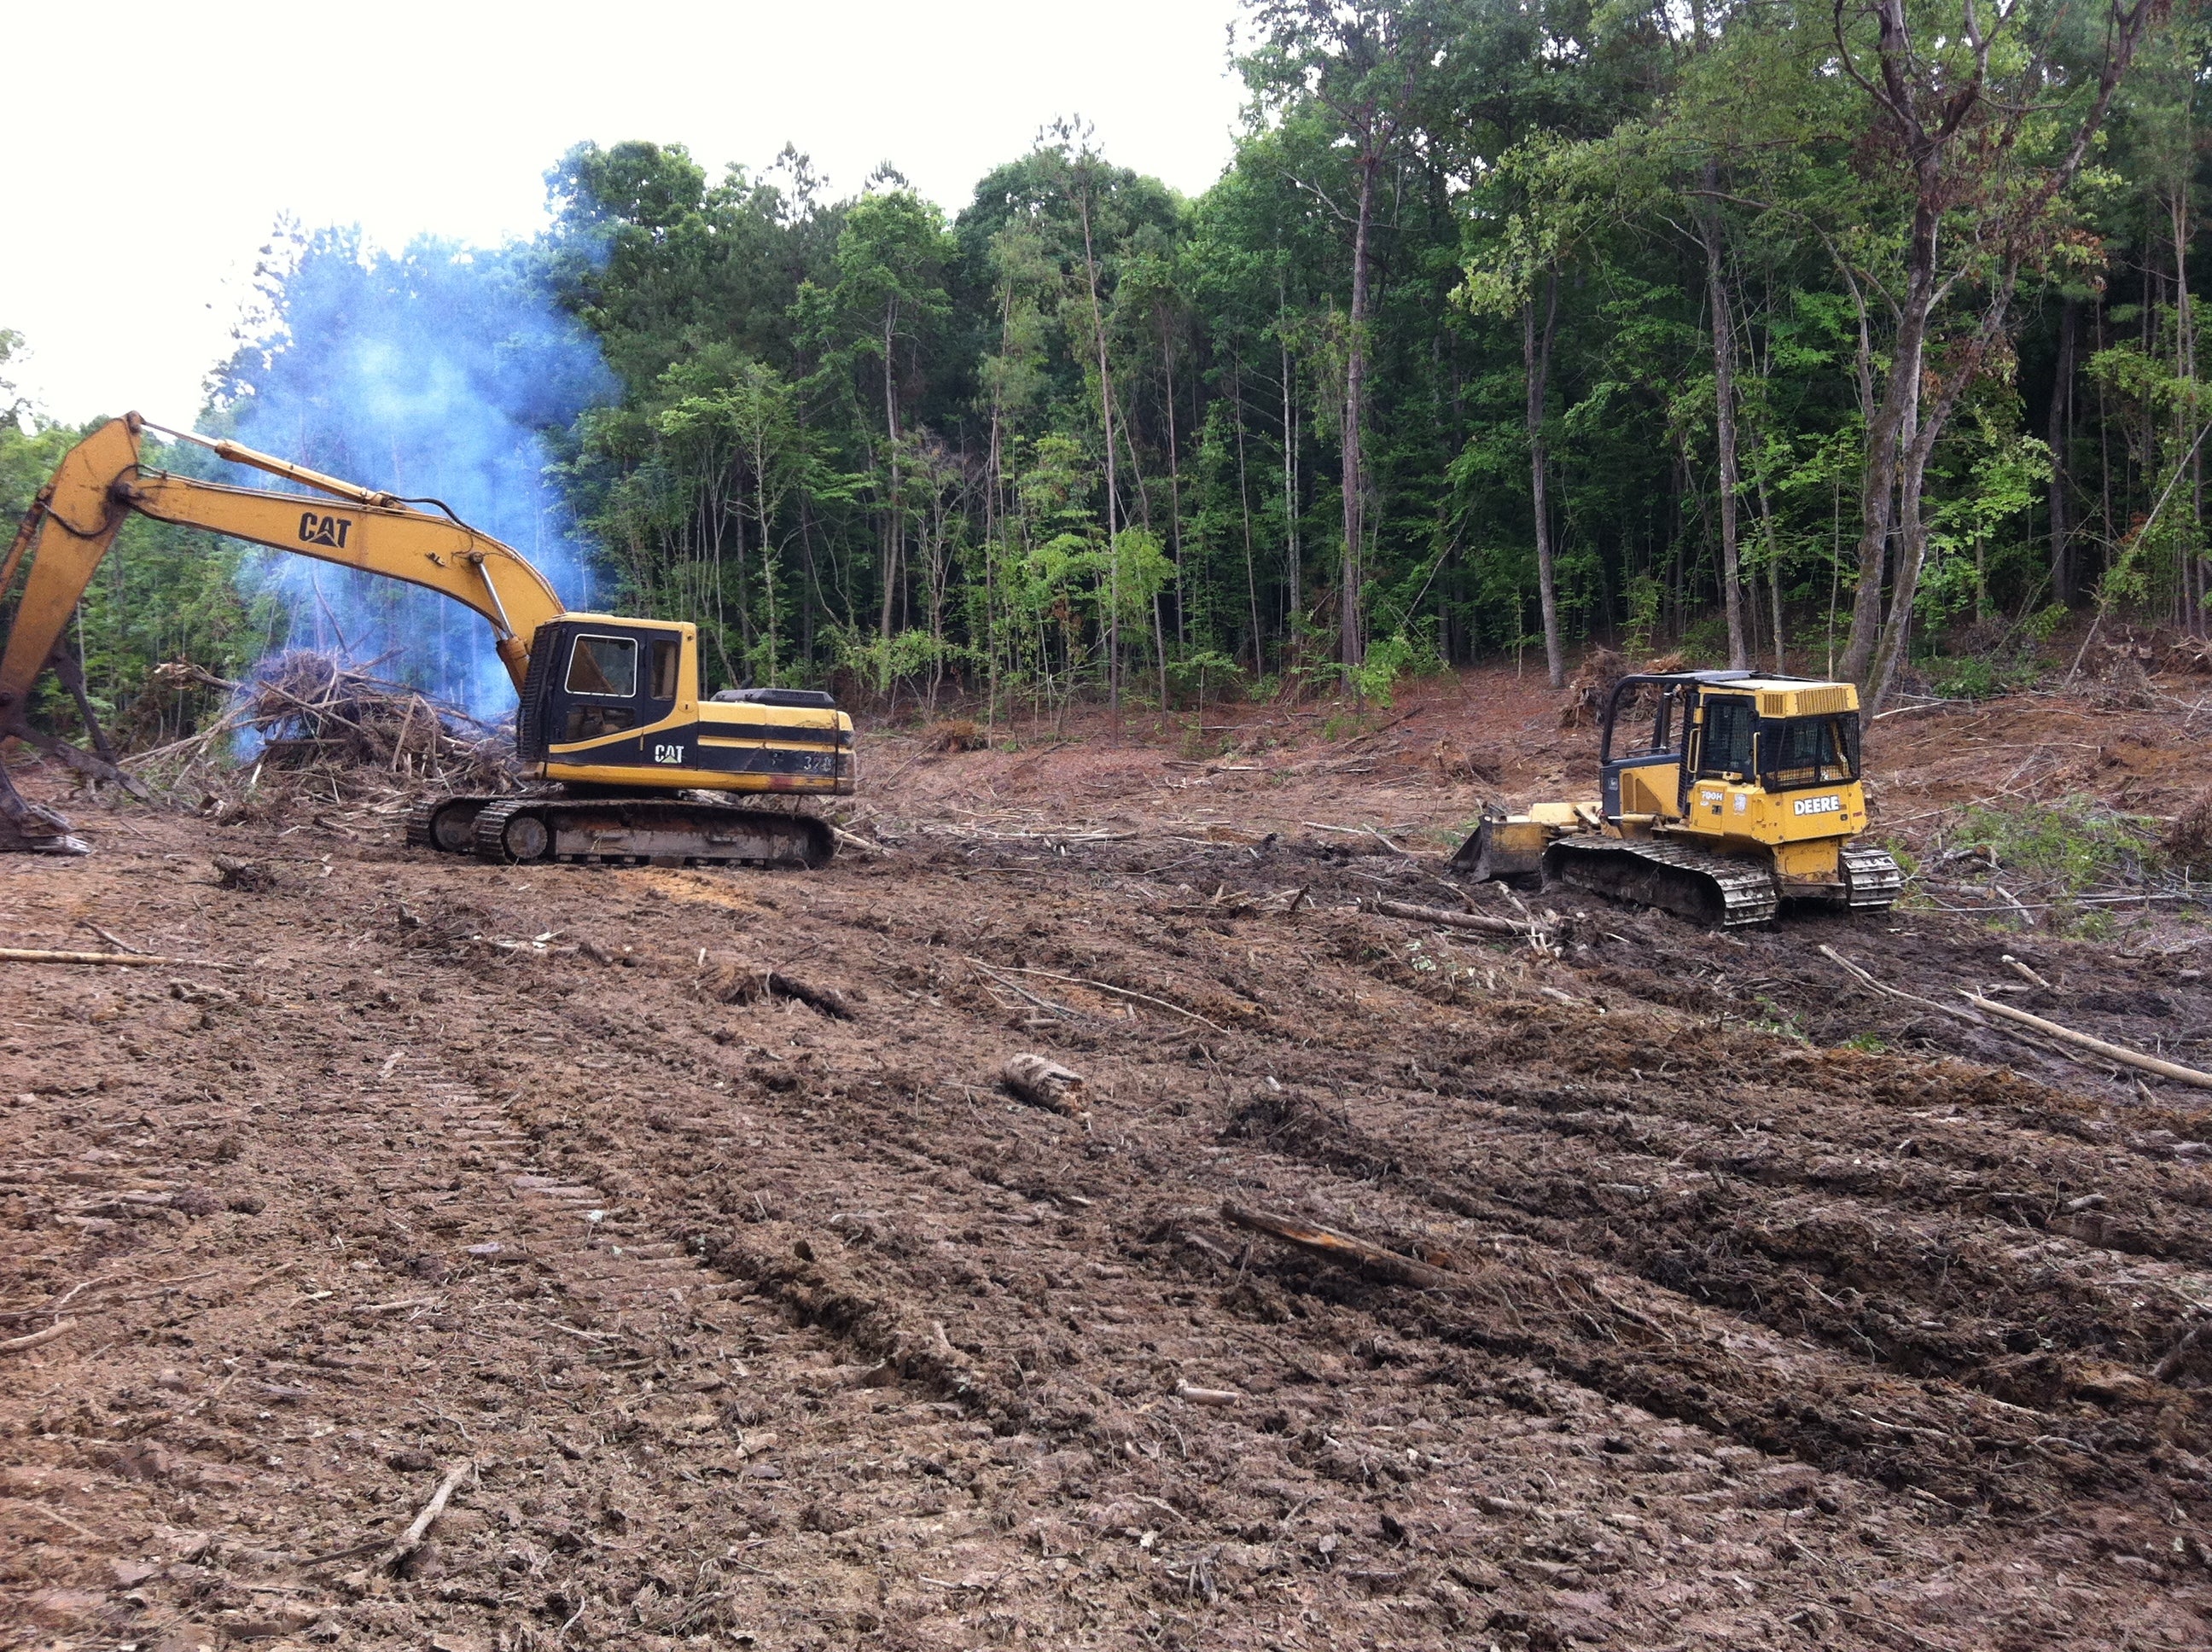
[2164, 785, 2212, 871]
[1557, 649, 1625, 729]
[125, 653, 518, 812]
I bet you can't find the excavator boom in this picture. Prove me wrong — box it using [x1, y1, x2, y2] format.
[0, 414, 565, 705]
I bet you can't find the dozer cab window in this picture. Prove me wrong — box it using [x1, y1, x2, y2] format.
[650, 637, 680, 701]
[1759, 714, 1859, 789]
[1697, 695, 1755, 778]
[566, 635, 637, 697]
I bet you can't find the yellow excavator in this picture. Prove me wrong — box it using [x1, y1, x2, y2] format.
[0, 413, 853, 864]
[1452, 669, 1899, 926]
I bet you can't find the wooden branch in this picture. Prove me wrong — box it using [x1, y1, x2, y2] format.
[1220, 1202, 1456, 1290]
[1818, 945, 1985, 1026]
[0, 947, 238, 969]
[0, 1318, 76, 1354]
[1366, 896, 1538, 938]
[336, 1457, 473, 1582]
[995, 965, 1226, 1032]
[2001, 955, 2054, 992]
[1959, 994, 2212, 1091]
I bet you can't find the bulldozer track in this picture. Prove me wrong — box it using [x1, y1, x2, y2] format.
[1544, 835, 1779, 926]
[1842, 841, 1904, 910]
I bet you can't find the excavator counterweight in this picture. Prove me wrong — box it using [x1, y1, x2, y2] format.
[0, 413, 855, 864]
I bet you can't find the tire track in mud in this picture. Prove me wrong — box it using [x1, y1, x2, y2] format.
[1224, 1081, 2212, 1510]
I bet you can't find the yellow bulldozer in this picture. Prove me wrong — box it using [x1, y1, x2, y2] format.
[0, 413, 854, 864]
[1452, 669, 1900, 927]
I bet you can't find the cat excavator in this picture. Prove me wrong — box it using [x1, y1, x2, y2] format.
[1451, 669, 1900, 926]
[0, 412, 853, 864]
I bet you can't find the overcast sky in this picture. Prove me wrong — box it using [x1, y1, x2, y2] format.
[4, 0, 1249, 426]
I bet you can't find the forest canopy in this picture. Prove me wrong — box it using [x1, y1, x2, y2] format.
[2, 0, 2197, 738]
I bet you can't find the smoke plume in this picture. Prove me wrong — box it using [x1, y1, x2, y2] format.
[205, 224, 613, 718]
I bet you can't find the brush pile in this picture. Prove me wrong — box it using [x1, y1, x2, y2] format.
[126, 652, 518, 816]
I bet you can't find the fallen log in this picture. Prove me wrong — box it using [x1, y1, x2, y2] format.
[0, 947, 237, 969]
[1365, 896, 1538, 938]
[1220, 1201, 1456, 1290]
[1001, 1053, 1085, 1112]
[1959, 993, 2212, 1091]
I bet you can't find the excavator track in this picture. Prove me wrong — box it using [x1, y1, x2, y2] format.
[1543, 836, 1779, 928]
[1839, 843, 1902, 912]
[467, 795, 833, 870]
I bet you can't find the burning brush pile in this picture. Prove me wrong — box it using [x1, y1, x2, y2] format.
[131, 652, 518, 816]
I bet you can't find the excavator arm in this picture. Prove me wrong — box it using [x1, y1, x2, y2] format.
[0, 411, 572, 851]
[0, 412, 568, 710]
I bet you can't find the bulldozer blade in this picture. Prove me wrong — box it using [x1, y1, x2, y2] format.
[1448, 816, 1547, 882]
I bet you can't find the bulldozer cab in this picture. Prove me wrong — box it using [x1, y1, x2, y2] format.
[1599, 671, 1864, 831]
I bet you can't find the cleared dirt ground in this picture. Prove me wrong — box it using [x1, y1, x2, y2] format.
[7, 665, 2212, 1651]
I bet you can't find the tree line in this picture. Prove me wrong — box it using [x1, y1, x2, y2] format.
[1, 0, 2200, 744]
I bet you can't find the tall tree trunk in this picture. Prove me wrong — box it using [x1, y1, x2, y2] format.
[1699, 170, 1748, 669]
[1341, 156, 1377, 672]
[1525, 270, 1564, 689]
[877, 305, 902, 645]
[1837, 200, 1934, 689]
[2048, 298, 2077, 605]
[1233, 371, 1263, 673]
[1161, 323, 1185, 651]
[1281, 320, 1301, 645]
[1077, 189, 1120, 719]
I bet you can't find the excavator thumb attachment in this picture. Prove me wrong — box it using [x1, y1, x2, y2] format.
[0, 758, 88, 854]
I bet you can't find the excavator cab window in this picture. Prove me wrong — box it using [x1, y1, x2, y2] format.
[562, 634, 638, 742]
[567, 635, 637, 697]
[651, 637, 681, 701]
[1697, 695, 1755, 779]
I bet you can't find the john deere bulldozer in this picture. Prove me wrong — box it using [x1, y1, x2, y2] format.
[1452, 670, 1900, 927]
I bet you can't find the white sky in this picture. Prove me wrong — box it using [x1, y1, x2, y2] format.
[3, 0, 1249, 427]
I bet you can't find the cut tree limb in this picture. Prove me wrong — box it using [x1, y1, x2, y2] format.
[1001, 1054, 1084, 1113]
[993, 964, 1226, 1032]
[1959, 993, 2212, 1091]
[0, 947, 237, 969]
[336, 1457, 473, 1584]
[0, 1318, 76, 1354]
[1366, 896, 1539, 938]
[1220, 1202, 1456, 1290]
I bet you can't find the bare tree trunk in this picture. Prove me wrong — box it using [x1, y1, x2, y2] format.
[1280, 319, 1301, 647]
[2048, 298, 2076, 605]
[1525, 271, 1564, 689]
[1699, 169, 1748, 669]
[1341, 157, 1376, 672]
[1077, 189, 1120, 719]
[877, 305, 902, 644]
[1233, 368, 1263, 673]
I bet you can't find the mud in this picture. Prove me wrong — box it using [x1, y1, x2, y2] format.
[4, 667, 2212, 1650]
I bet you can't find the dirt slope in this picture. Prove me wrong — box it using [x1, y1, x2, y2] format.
[4, 667, 2212, 1651]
